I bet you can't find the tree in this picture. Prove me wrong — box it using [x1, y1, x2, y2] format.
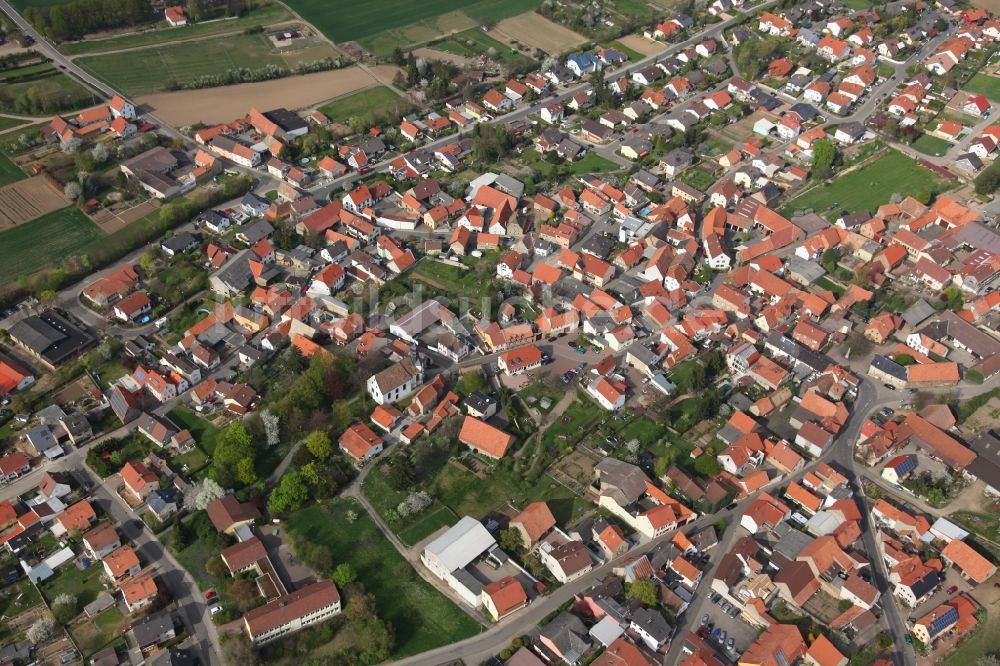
[499, 528, 522, 552]
[332, 563, 358, 587]
[193, 478, 226, 510]
[625, 579, 659, 606]
[345, 591, 378, 621]
[268, 471, 310, 514]
[811, 139, 836, 179]
[228, 579, 259, 613]
[386, 455, 415, 490]
[52, 593, 77, 623]
[221, 634, 258, 666]
[234, 457, 258, 485]
[64, 181, 82, 200]
[259, 409, 280, 447]
[205, 555, 228, 579]
[693, 454, 721, 476]
[842, 331, 873, 359]
[26, 618, 55, 644]
[821, 248, 839, 273]
[304, 431, 332, 460]
[358, 617, 395, 664]
[214, 422, 256, 486]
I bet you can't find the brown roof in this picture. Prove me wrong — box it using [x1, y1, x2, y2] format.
[483, 576, 528, 615]
[592, 637, 656, 666]
[941, 539, 997, 583]
[83, 523, 119, 551]
[221, 536, 267, 572]
[511, 502, 556, 543]
[244, 580, 340, 638]
[206, 495, 261, 532]
[458, 416, 513, 459]
[122, 576, 158, 605]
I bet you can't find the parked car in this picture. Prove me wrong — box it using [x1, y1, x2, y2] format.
[947, 586, 958, 594]
[722, 602, 732, 614]
[726, 638, 735, 650]
[701, 614, 709, 626]
[728, 605, 740, 618]
[204, 590, 217, 601]
[210, 605, 224, 615]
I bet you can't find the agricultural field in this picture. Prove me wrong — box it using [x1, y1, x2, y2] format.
[77, 33, 339, 96]
[782, 151, 946, 218]
[284, 0, 540, 56]
[0, 62, 99, 115]
[614, 34, 662, 57]
[137, 65, 396, 126]
[0, 116, 27, 133]
[0, 205, 104, 287]
[285, 500, 481, 658]
[490, 12, 588, 54]
[0, 153, 26, 186]
[0, 175, 71, 229]
[964, 73, 1000, 102]
[59, 3, 294, 55]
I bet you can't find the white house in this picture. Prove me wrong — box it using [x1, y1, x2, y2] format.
[366, 358, 423, 404]
[588, 377, 625, 411]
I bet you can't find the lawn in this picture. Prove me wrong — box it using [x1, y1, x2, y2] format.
[814, 276, 846, 298]
[167, 406, 223, 455]
[950, 509, 1000, 543]
[0, 152, 26, 186]
[0, 206, 106, 288]
[569, 152, 619, 174]
[0, 116, 26, 133]
[39, 560, 108, 607]
[541, 396, 603, 451]
[609, 40, 644, 62]
[59, 3, 294, 55]
[682, 168, 717, 192]
[77, 33, 320, 96]
[70, 606, 125, 656]
[318, 86, 406, 124]
[911, 133, 951, 157]
[781, 151, 944, 217]
[0, 578, 41, 617]
[411, 256, 499, 302]
[396, 505, 458, 546]
[964, 73, 1000, 103]
[285, 500, 482, 658]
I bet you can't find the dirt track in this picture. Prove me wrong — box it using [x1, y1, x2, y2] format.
[136, 65, 401, 126]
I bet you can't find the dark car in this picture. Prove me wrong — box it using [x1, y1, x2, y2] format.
[883, 383, 897, 390]
[947, 586, 958, 594]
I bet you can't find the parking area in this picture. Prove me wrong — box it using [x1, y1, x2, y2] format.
[538, 337, 605, 384]
[699, 594, 761, 660]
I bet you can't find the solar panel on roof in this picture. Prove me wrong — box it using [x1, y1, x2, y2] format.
[895, 456, 918, 475]
[928, 607, 959, 637]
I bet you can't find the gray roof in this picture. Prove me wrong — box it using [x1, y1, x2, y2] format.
[130, 610, 174, 647]
[8, 310, 96, 365]
[238, 220, 274, 245]
[630, 607, 672, 642]
[122, 147, 177, 174]
[901, 299, 936, 327]
[540, 612, 590, 661]
[595, 458, 648, 506]
[871, 354, 906, 380]
[787, 257, 826, 283]
[423, 516, 496, 573]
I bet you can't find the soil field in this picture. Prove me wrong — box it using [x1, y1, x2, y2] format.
[0, 175, 69, 228]
[136, 65, 400, 126]
[490, 12, 587, 54]
[616, 33, 664, 56]
[77, 33, 339, 96]
[412, 47, 476, 67]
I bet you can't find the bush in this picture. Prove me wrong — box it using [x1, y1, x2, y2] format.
[966, 369, 984, 385]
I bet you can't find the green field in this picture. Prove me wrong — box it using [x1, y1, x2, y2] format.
[285, 0, 539, 50]
[911, 133, 951, 157]
[9, 0, 66, 8]
[682, 168, 717, 192]
[0, 153, 26, 186]
[0, 206, 105, 288]
[0, 117, 27, 133]
[782, 151, 944, 217]
[964, 73, 1000, 102]
[286, 500, 481, 658]
[0, 63, 97, 114]
[609, 40, 644, 62]
[59, 3, 294, 55]
[318, 86, 405, 123]
[77, 33, 335, 96]
[569, 152, 619, 174]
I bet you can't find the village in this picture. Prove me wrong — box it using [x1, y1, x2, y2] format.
[0, 0, 998, 665]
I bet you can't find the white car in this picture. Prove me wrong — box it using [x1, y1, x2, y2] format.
[210, 605, 224, 615]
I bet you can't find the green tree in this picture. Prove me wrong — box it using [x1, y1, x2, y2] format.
[268, 471, 310, 514]
[693, 454, 721, 476]
[214, 422, 256, 486]
[305, 430, 332, 460]
[234, 457, 258, 485]
[499, 528, 523, 553]
[386, 455, 415, 491]
[821, 248, 839, 273]
[205, 555, 228, 579]
[625, 579, 659, 606]
[332, 563, 358, 587]
[811, 139, 836, 179]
